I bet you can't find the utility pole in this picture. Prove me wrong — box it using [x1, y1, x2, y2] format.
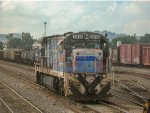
[44, 21, 47, 37]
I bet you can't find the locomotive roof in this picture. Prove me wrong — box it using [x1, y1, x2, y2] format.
[42, 32, 108, 43]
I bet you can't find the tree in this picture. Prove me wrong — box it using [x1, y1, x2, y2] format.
[5, 33, 35, 49]
[20, 32, 35, 49]
[7, 38, 21, 48]
[139, 34, 150, 43]
[6, 33, 14, 40]
[111, 35, 137, 47]
[6, 34, 21, 48]
[0, 41, 3, 50]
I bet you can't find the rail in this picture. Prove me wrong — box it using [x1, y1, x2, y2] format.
[119, 81, 147, 103]
[98, 100, 128, 113]
[0, 97, 14, 113]
[0, 81, 43, 113]
[0, 61, 101, 113]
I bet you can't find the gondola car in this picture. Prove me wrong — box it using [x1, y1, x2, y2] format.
[35, 32, 111, 101]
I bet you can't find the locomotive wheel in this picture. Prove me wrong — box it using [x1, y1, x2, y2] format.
[53, 77, 59, 93]
[59, 80, 64, 96]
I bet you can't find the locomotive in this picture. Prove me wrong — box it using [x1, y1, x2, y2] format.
[35, 32, 111, 101]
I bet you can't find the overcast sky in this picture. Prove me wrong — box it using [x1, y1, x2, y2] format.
[0, 1, 150, 39]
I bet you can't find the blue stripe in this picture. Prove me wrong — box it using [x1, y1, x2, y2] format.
[76, 56, 97, 61]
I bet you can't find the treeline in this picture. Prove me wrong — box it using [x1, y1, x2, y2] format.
[111, 33, 150, 47]
[4, 32, 36, 49]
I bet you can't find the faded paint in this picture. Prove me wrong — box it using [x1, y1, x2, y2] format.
[131, 44, 140, 64]
[120, 44, 141, 64]
[120, 44, 132, 64]
[109, 47, 117, 62]
[72, 49, 103, 73]
[142, 47, 150, 65]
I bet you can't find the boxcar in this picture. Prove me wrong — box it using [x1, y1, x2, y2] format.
[120, 44, 132, 64]
[109, 47, 118, 63]
[116, 44, 150, 66]
[131, 44, 141, 64]
[141, 44, 150, 66]
[3, 49, 21, 62]
[120, 44, 142, 65]
[4, 50, 9, 60]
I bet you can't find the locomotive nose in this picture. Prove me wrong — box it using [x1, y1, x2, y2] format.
[88, 87, 95, 94]
[72, 49, 103, 73]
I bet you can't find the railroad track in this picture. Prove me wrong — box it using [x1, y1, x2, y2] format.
[120, 79, 150, 93]
[0, 61, 144, 113]
[83, 99, 129, 113]
[112, 88, 147, 103]
[98, 100, 128, 113]
[0, 60, 34, 71]
[0, 61, 102, 113]
[114, 68, 150, 79]
[0, 81, 43, 113]
[0, 63, 36, 84]
[0, 97, 13, 113]
[111, 80, 148, 107]
[0, 61, 146, 113]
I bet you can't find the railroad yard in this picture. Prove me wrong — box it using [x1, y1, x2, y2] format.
[0, 60, 149, 113]
[0, 1, 150, 113]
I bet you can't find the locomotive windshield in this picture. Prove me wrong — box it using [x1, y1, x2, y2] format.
[86, 41, 100, 48]
[72, 41, 100, 49]
[73, 40, 85, 48]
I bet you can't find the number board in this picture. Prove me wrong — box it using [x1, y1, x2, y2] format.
[73, 34, 101, 40]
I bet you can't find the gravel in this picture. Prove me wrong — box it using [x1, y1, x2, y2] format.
[0, 60, 35, 77]
[0, 71, 76, 113]
[0, 61, 149, 113]
[0, 61, 99, 113]
[109, 66, 150, 113]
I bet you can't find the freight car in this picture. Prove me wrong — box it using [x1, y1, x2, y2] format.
[0, 48, 40, 64]
[0, 50, 4, 59]
[21, 49, 39, 64]
[3, 49, 22, 62]
[110, 44, 150, 66]
[35, 32, 111, 101]
[109, 47, 118, 63]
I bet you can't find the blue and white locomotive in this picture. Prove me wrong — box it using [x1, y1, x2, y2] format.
[35, 32, 111, 101]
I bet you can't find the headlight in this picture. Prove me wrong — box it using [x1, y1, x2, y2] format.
[76, 52, 79, 55]
[74, 74, 79, 78]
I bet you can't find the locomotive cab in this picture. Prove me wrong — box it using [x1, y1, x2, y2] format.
[64, 32, 110, 74]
